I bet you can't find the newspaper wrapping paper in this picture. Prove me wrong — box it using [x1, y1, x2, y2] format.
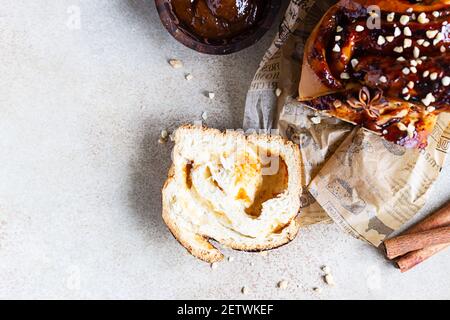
[243, 0, 450, 246]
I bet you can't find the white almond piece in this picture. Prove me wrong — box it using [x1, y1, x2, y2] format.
[394, 27, 402, 37]
[441, 46, 446, 53]
[427, 106, 436, 113]
[423, 41, 430, 47]
[410, 59, 418, 67]
[417, 39, 425, 45]
[403, 38, 412, 48]
[410, 66, 417, 74]
[336, 26, 343, 32]
[433, 33, 444, 46]
[394, 46, 404, 53]
[387, 12, 395, 22]
[340, 72, 350, 80]
[377, 35, 386, 45]
[432, 11, 440, 18]
[413, 47, 420, 58]
[426, 30, 439, 39]
[379, 76, 388, 83]
[402, 67, 410, 75]
[399, 15, 410, 25]
[278, 280, 289, 289]
[404, 94, 411, 101]
[275, 88, 282, 97]
[442, 76, 450, 86]
[351, 59, 359, 68]
[403, 27, 412, 36]
[422, 93, 436, 106]
[423, 70, 430, 77]
[355, 25, 365, 32]
[402, 87, 409, 94]
[397, 56, 406, 62]
[333, 44, 341, 52]
[335, 35, 342, 41]
[430, 72, 438, 80]
[406, 8, 413, 13]
[417, 12, 429, 24]
[407, 81, 415, 89]
[386, 36, 395, 42]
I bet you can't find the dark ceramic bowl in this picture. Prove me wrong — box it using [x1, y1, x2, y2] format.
[155, 0, 281, 55]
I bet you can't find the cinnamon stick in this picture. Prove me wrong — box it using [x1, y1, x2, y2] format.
[392, 202, 450, 272]
[396, 243, 450, 273]
[384, 226, 450, 259]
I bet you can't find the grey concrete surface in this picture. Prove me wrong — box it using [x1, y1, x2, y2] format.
[0, 0, 449, 299]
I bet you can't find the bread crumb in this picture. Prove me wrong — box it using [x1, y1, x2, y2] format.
[161, 129, 169, 139]
[208, 92, 215, 99]
[210, 262, 218, 270]
[275, 88, 282, 97]
[168, 59, 183, 69]
[227, 256, 235, 262]
[324, 274, 335, 286]
[158, 137, 167, 144]
[241, 286, 249, 295]
[277, 280, 288, 289]
[185, 73, 193, 81]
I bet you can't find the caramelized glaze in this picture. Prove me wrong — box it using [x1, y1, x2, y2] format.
[301, 0, 450, 148]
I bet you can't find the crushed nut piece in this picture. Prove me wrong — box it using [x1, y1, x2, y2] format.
[208, 92, 215, 99]
[324, 274, 336, 286]
[185, 73, 193, 81]
[241, 286, 249, 295]
[278, 280, 288, 289]
[211, 262, 218, 270]
[275, 88, 282, 97]
[168, 59, 183, 69]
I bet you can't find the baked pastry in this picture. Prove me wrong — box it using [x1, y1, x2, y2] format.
[162, 125, 302, 263]
[299, 0, 449, 148]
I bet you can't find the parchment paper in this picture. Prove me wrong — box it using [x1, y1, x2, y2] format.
[244, 0, 450, 246]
